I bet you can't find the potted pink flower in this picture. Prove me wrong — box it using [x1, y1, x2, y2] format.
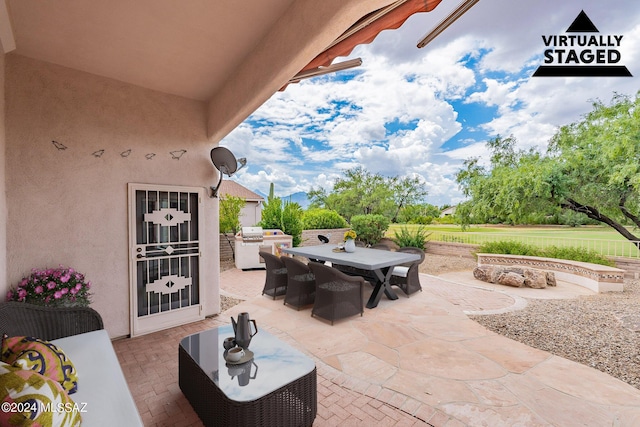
[6, 266, 92, 307]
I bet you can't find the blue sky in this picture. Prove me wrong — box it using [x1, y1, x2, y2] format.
[221, 0, 639, 206]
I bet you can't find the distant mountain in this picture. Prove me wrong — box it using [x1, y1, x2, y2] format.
[284, 192, 310, 209]
[253, 190, 310, 209]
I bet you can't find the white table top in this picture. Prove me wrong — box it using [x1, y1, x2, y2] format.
[283, 244, 420, 270]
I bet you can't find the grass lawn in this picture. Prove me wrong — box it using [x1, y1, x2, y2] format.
[387, 224, 640, 258]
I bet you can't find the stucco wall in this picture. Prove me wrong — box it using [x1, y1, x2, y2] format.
[240, 201, 261, 227]
[0, 41, 6, 295]
[5, 55, 220, 338]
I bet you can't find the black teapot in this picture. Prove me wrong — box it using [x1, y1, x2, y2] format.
[231, 312, 258, 349]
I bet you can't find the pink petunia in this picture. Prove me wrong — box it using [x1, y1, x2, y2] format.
[70, 287, 78, 295]
[60, 288, 68, 295]
[75, 283, 82, 290]
[60, 273, 71, 283]
[18, 289, 27, 299]
[86, 281, 92, 289]
[47, 281, 56, 290]
[19, 279, 28, 287]
[6, 290, 13, 300]
[34, 285, 44, 294]
[54, 290, 62, 299]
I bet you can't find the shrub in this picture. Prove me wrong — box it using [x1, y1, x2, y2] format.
[350, 214, 390, 246]
[409, 216, 433, 225]
[302, 209, 348, 229]
[540, 246, 615, 266]
[477, 241, 538, 256]
[260, 194, 283, 230]
[260, 192, 304, 246]
[219, 195, 245, 233]
[433, 215, 456, 224]
[558, 210, 599, 227]
[397, 204, 440, 224]
[392, 226, 431, 249]
[282, 201, 304, 247]
[476, 240, 615, 266]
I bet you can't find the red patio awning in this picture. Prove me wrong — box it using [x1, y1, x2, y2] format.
[284, 0, 443, 89]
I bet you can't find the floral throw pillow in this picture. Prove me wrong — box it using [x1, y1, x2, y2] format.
[0, 362, 82, 426]
[1, 336, 78, 394]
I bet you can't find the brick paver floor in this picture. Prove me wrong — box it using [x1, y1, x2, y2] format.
[112, 268, 640, 426]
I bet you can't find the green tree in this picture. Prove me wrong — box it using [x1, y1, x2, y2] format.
[389, 175, 429, 222]
[308, 167, 428, 222]
[307, 187, 330, 210]
[334, 167, 393, 220]
[219, 195, 245, 233]
[456, 92, 640, 246]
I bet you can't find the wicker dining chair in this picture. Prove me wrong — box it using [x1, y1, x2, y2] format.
[281, 257, 316, 310]
[307, 263, 364, 325]
[389, 247, 425, 297]
[308, 234, 330, 264]
[259, 251, 288, 299]
[0, 302, 104, 340]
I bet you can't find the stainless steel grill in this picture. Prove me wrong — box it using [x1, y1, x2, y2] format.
[235, 227, 292, 270]
[240, 227, 264, 243]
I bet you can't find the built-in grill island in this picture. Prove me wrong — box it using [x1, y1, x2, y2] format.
[234, 227, 292, 270]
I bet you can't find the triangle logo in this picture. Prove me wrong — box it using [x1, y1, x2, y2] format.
[566, 10, 599, 33]
[533, 10, 632, 77]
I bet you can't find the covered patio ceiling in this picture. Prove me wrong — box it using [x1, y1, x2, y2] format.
[1, 0, 453, 142]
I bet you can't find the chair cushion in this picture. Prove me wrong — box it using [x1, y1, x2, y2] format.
[1, 336, 78, 394]
[391, 266, 409, 278]
[319, 281, 353, 292]
[0, 361, 82, 426]
[293, 273, 315, 282]
[273, 268, 288, 275]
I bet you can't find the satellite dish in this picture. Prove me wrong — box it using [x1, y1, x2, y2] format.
[211, 147, 238, 175]
[209, 147, 247, 197]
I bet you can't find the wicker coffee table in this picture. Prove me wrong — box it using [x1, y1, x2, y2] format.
[179, 325, 317, 427]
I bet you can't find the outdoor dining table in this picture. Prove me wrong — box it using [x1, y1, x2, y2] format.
[282, 245, 420, 309]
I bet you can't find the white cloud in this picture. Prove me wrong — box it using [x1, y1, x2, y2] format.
[221, 0, 638, 207]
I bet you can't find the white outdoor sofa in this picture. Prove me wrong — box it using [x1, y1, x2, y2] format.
[0, 302, 143, 426]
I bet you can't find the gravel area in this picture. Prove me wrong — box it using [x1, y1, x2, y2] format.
[418, 254, 478, 275]
[469, 279, 640, 390]
[220, 294, 244, 312]
[424, 254, 640, 390]
[221, 253, 640, 390]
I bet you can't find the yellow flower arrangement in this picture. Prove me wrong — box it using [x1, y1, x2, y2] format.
[344, 229, 357, 241]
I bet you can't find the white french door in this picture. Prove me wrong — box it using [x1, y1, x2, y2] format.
[128, 183, 205, 336]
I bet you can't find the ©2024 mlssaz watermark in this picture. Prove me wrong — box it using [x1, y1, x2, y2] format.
[533, 10, 632, 77]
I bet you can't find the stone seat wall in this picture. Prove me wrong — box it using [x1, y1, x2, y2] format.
[476, 253, 625, 293]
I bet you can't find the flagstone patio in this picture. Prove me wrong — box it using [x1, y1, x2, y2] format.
[113, 268, 640, 426]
